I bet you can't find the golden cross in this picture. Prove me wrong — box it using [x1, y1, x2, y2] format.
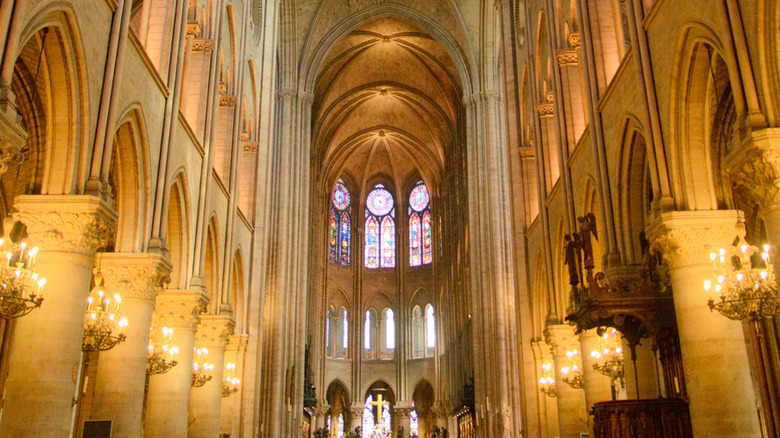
[369, 393, 390, 423]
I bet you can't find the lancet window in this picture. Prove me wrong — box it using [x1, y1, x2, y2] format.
[365, 184, 395, 268]
[329, 180, 351, 266]
[409, 181, 432, 266]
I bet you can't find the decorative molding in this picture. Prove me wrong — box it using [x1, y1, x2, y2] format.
[568, 32, 581, 48]
[556, 48, 578, 66]
[196, 315, 235, 348]
[463, 91, 502, 105]
[96, 253, 172, 301]
[186, 22, 202, 37]
[647, 211, 743, 270]
[0, 86, 27, 174]
[544, 324, 578, 356]
[219, 95, 237, 107]
[243, 141, 259, 153]
[154, 289, 209, 328]
[393, 407, 412, 419]
[519, 146, 535, 159]
[13, 195, 118, 256]
[226, 333, 249, 353]
[536, 102, 554, 117]
[313, 403, 330, 417]
[192, 39, 214, 53]
[725, 129, 780, 209]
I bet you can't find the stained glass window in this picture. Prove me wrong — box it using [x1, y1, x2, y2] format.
[365, 184, 395, 269]
[426, 304, 436, 349]
[339, 307, 348, 358]
[410, 409, 419, 436]
[385, 308, 395, 350]
[409, 181, 432, 266]
[381, 403, 391, 430]
[364, 310, 372, 350]
[363, 395, 376, 435]
[337, 413, 345, 438]
[329, 180, 351, 266]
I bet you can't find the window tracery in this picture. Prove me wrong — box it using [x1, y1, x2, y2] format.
[329, 180, 351, 266]
[365, 184, 395, 268]
[409, 181, 432, 266]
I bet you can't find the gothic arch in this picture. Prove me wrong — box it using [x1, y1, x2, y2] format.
[166, 172, 191, 289]
[532, 250, 549, 337]
[230, 247, 245, 331]
[204, 215, 221, 312]
[617, 117, 650, 263]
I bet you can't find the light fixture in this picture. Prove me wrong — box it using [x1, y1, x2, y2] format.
[192, 347, 214, 387]
[538, 362, 557, 397]
[590, 328, 624, 384]
[222, 362, 240, 397]
[704, 231, 780, 321]
[0, 236, 45, 319]
[560, 349, 584, 389]
[147, 326, 179, 375]
[82, 271, 127, 351]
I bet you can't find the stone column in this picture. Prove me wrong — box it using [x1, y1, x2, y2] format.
[394, 404, 412, 437]
[546, 324, 587, 438]
[579, 329, 614, 435]
[313, 402, 330, 431]
[348, 406, 363, 432]
[89, 253, 171, 438]
[531, 340, 560, 437]
[648, 211, 760, 437]
[220, 333, 248, 436]
[432, 402, 449, 429]
[0, 195, 116, 438]
[144, 289, 208, 437]
[622, 338, 659, 399]
[188, 315, 234, 438]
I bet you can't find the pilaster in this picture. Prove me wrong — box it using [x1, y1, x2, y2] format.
[90, 253, 172, 438]
[0, 195, 116, 438]
[647, 210, 760, 437]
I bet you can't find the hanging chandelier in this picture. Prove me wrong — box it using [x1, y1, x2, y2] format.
[147, 326, 179, 375]
[704, 232, 780, 321]
[0, 237, 46, 319]
[222, 362, 240, 397]
[590, 328, 624, 383]
[538, 362, 557, 397]
[192, 347, 214, 387]
[82, 271, 127, 352]
[560, 348, 584, 389]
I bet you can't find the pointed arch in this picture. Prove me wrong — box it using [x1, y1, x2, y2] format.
[204, 215, 221, 312]
[230, 247, 245, 331]
[166, 172, 191, 289]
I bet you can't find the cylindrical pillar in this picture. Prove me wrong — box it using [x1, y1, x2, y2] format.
[144, 289, 208, 437]
[394, 405, 412, 437]
[220, 333, 247, 436]
[89, 253, 171, 438]
[649, 211, 760, 437]
[313, 403, 330, 432]
[546, 324, 587, 438]
[348, 406, 363, 432]
[188, 314, 234, 438]
[0, 195, 116, 438]
[580, 329, 615, 435]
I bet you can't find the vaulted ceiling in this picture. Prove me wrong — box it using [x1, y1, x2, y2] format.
[313, 16, 462, 198]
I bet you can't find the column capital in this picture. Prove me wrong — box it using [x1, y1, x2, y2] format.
[348, 405, 364, 419]
[13, 194, 117, 256]
[726, 128, 780, 209]
[154, 289, 208, 329]
[96, 252, 172, 301]
[556, 48, 579, 66]
[646, 210, 743, 270]
[0, 85, 27, 173]
[531, 340, 554, 362]
[544, 324, 578, 356]
[313, 402, 330, 417]
[226, 333, 249, 353]
[196, 314, 235, 349]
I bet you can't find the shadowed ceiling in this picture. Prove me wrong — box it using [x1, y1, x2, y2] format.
[313, 16, 462, 199]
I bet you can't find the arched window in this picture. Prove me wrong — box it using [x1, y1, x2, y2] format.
[336, 306, 348, 358]
[364, 309, 378, 359]
[411, 305, 424, 359]
[410, 409, 419, 436]
[381, 308, 395, 360]
[425, 304, 436, 355]
[365, 184, 395, 268]
[326, 306, 336, 358]
[337, 413, 345, 437]
[409, 181, 432, 266]
[329, 180, 351, 266]
[362, 393, 392, 436]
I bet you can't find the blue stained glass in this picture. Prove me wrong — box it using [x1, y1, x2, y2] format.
[332, 180, 351, 210]
[340, 212, 350, 265]
[410, 213, 421, 266]
[365, 216, 379, 269]
[423, 211, 432, 265]
[363, 395, 375, 435]
[329, 209, 338, 264]
[381, 216, 395, 268]
[409, 181, 430, 212]
[337, 413, 344, 438]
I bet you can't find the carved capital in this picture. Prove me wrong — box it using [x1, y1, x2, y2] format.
[313, 402, 330, 417]
[519, 145, 535, 160]
[536, 102, 554, 117]
[242, 141, 259, 152]
[154, 289, 209, 328]
[544, 324, 578, 356]
[646, 210, 744, 270]
[196, 314, 235, 349]
[96, 252, 172, 302]
[557, 48, 578, 66]
[226, 333, 249, 353]
[568, 32, 581, 48]
[726, 128, 780, 209]
[219, 94, 237, 107]
[13, 195, 118, 256]
[349, 406, 364, 420]
[393, 406, 412, 419]
[0, 85, 27, 173]
[192, 39, 214, 53]
[186, 22, 202, 37]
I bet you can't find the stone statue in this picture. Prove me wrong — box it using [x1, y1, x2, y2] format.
[564, 234, 580, 286]
[397, 426, 404, 438]
[578, 213, 598, 269]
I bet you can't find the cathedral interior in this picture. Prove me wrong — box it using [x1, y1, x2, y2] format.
[0, 0, 779, 437]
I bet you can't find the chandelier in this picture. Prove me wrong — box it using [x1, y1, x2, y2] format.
[538, 362, 557, 397]
[82, 271, 127, 352]
[222, 362, 240, 397]
[0, 237, 46, 319]
[147, 326, 179, 375]
[704, 233, 780, 321]
[192, 347, 214, 387]
[560, 349, 584, 389]
[590, 328, 624, 384]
